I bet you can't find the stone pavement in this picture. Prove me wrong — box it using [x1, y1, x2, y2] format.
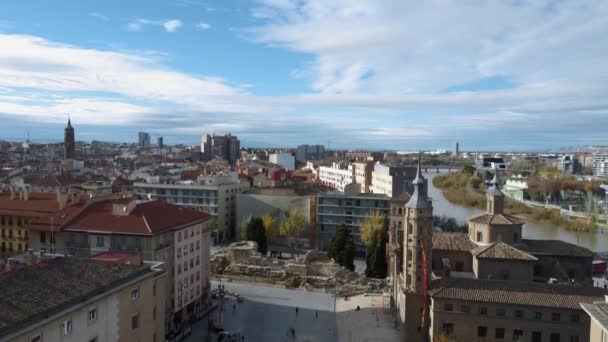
[335, 294, 400, 342]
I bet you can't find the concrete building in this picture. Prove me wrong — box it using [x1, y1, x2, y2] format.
[134, 173, 250, 241]
[200, 133, 240, 165]
[580, 295, 608, 342]
[296, 144, 325, 161]
[26, 197, 211, 335]
[352, 160, 374, 193]
[388, 161, 604, 342]
[453, 141, 459, 157]
[269, 152, 295, 171]
[138, 132, 150, 148]
[318, 162, 353, 192]
[0, 257, 166, 342]
[316, 190, 390, 253]
[64, 118, 75, 159]
[370, 163, 417, 198]
[558, 154, 581, 174]
[593, 153, 608, 177]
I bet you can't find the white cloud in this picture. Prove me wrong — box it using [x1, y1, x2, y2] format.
[89, 12, 109, 21]
[163, 20, 183, 32]
[195, 22, 211, 30]
[127, 18, 183, 33]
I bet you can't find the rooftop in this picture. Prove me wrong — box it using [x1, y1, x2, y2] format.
[432, 232, 477, 252]
[580, 299, 608, 332]
[472, 242, 538, 261]
[0, 258, 154, 338]
[430, 278, 608, 310]
[468, 213, 525, 225]
[63, 199, 210, 235]
[518, 239, 594, 258]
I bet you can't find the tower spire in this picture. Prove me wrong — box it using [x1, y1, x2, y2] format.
[406, 151, 430, 208]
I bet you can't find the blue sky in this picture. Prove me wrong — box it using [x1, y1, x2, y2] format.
[0, 0, 607, 150]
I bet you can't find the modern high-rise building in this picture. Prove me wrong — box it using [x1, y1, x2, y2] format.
[296, 144, 325, 161]
[453, 141, 460, 157]
[157, 136, 164, 149]
[200, 133, 240, 165]
[138, 131, 151, 148]
[64, 118, 75, 159]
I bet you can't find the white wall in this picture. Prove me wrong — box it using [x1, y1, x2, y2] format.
[269, 153, 295, 171]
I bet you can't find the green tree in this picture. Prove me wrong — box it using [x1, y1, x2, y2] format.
[462, 165, 475, 175]
[280, 211, 306, 254]
[327, 224, 355, 271]
[245, 217, 267, 255]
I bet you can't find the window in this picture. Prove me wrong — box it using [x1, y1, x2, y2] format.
[190, 259, 194, 268]
[196, 256, 200, 265]
[131, 287, 140, 301]
[30, 335, 42, 342]
[96, 236, 104, 248]
[178, 231, 182, 242]
[550, 333, 560, 342]
[552, 312, 561, 321]
[495, 328, 505, 339]
[476, 231, 483, 242]
[190, 242, 194, 252]
[480, 306, 488, 315]
[460, 305, 470, 313]
[497, 308, 506, 317]
[196, 240, 200, 250]
[190, 274, 194, 284]
[534, 311, 542, 320]
[570, 313, 580, 322]
[442, 323, 454, 335]
[532, 332, 542, 342]
[62, 319, 72, 335]
[88, 307, 98, 323]
[177, 264, 182, 274]
[191, 230, 194, 237]
[478, 326, 487, 337]
[513, 330, 524, 342]
[514, 310, 523, 319]
[131, 314, 140, 330]
[153, 306, 157, 320]
[184, 261, 188, 271]
[177, 247, 181, 258]
[513, 232, 519, 242]
[444, 303, 453, 312]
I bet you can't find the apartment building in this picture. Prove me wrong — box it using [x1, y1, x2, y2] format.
[580, 295, 608, 341]
[269, 152, 295, 171]
[352, 160, 374, 193]
[370, 163, 416, 198]
[592, 153, 608, 177]
[316, 192, 390, 253]
[200, 133, 240, 165]
[296, 144, 325, 161]
[27, 197, 211, 333]
[0, 257, 166, 342]
[318, 162, 353, 192]
[133, 172, 250, 241]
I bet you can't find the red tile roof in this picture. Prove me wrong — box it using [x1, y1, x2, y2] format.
[63, 199, 210, 236]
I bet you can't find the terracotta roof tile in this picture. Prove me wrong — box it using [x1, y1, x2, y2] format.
[432, 232, 477, 252]
[472, 242, 538, 261]
[519, 239, 594, 258]
[430, 278, 607, 310]
[469, 213, 525, 225]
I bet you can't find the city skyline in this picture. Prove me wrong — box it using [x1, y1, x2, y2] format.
[1, 0, 607, 150]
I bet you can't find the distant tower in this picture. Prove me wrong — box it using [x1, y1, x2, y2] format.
[403, 153, 433, 341]
[64, 116, 75, 159]
[453, 141, 460, 157]
[157, 136, 164, 149]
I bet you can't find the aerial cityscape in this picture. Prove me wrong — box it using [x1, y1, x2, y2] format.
[1, 1, 608, 342]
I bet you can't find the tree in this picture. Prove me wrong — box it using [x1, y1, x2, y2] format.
[462, 165, 475, 175]
[360, 209, 384, 249]
[280, 211, 306, 255]
[365, 216, 389, 278]
[262, 214, 276, 243]
[245, 217, 267, 255]
[327, 224, 356, 271]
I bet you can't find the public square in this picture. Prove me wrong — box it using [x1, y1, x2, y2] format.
[186, 280, 399, 342]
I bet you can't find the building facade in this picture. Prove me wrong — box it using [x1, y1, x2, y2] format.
[593, 153, 608, 177]
[269, 152, 295, 171]
[0, 257, 166, 342]
[133, 173, 250, 241]
[318, 162, 353, 192]
[580, 295, 608, 342]
[200, 133, 240, 165]
[352, 160, 374, 193]
[370, 163, 417, 198]
[296, 144, 325, 161]
[316, 192, 390, 252]
[138, 131, 151, 148]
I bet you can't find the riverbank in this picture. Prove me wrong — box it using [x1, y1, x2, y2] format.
[432, 172, 599, 232]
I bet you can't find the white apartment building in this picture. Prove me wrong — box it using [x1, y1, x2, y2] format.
[319, 162, 353, 192]
[173, 223, 210, 313]
[592, 153, 608, 177]
[352, 161, 373, 193]
[269, 152, 295, 171]
[370, 163, 417, 198]
[134, 172, 250, 241]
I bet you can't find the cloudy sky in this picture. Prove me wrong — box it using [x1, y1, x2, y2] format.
[0, 0, 607, 150]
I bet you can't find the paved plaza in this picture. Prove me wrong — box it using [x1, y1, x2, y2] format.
[186, 280, 399, 342]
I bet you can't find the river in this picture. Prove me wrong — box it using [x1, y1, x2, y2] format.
[425, 172, 608, 253]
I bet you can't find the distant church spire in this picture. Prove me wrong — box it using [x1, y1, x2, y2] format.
[64, 115, 75, 159]
[406, 152, 430, 208]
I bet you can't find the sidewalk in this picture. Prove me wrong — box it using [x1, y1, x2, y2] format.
[335, 294, 400, 342]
